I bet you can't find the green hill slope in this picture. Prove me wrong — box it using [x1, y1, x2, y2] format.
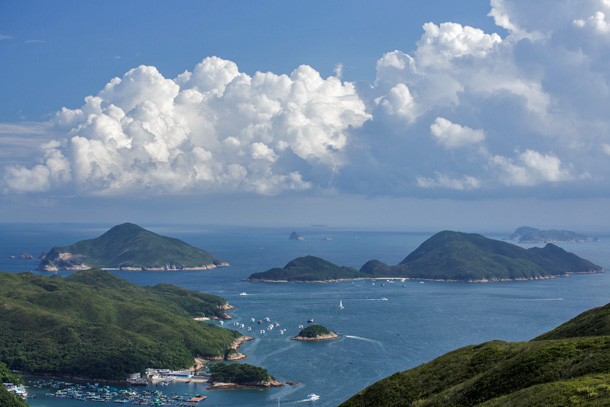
[247, 231, 603, 283]
[340, 302, 610, 407]
[361, 231, 603, 282]
[38, 223, 228, 271]
[0, 269, 241, 380]
[245, 255, 363, 282]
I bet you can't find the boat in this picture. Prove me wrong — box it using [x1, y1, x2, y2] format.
[380, 297, 388, 301]
[307, 393, 320, 401]
[339, 300, 344, 309]
[239, 292, 247, 296]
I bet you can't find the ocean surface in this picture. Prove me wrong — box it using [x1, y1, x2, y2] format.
[1, 223, 610, 407]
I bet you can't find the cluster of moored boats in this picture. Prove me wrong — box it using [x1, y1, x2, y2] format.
[31, 380, 207, 405]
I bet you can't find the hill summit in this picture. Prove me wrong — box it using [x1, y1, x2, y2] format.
[39, 223, 228, 271]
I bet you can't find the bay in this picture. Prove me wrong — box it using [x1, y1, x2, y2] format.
[1, 223, 609, 406]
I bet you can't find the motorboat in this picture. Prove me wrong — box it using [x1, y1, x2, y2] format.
[307, 393, 320, 401]
[339, 300, 344, 309]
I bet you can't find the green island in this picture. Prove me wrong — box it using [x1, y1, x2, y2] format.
[506, 226, 599, 243]
[0, 361, 27, 407]
[292, 324, 339, 341]
[207, 363, 281, 389]
[38, 222, 228, 271]
[246, 231, 604, 283]
[340, 301, 610, 407]
[0, 268, 246, 381]
[245, 255, 362, 282]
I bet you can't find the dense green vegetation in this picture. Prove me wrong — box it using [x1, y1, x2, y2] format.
[246, 256, 363, 282]
[39, 223, 227, 270]
[209, 363, 271, 384]
[0, 268, 241, 380]
[506, 226, 598, 243]
[340, 301, 610, 407]
[297, 324, 332, 338]
[247, 232, 603, 283]
[0, 362, 27, 407]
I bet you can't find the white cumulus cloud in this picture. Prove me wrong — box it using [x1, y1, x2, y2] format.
[430, 117, 485, 149]
[4, 58, 370, 195]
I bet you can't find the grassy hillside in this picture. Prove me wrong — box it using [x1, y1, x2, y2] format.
[0, 269, 241, 380]
[340, 302, 610, 407]
[39, 223, 227, 270]
[245, 255, 363, 282]
[248, 232, 603, 283]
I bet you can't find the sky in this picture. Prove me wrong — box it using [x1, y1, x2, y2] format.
[1, 0, 610, 232]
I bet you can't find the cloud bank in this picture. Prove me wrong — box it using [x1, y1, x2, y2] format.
[4, 0, 610, 199]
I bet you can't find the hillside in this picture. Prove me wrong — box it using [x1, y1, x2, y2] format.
[38, 223, 228, 271]
[506, 226, 599, 243]
[0, 268, 242, 380]
[340, 302, 610, 407]
[245, 255, 363, 282]
[246, 231, 603, 283]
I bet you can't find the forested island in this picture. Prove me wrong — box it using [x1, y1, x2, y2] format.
[207, 363, 282, 389]
[292, 324, 339, 341]
[246, 231, 604, 283]
[340, 301, 610, 406]
[38, 223, 228, 271]
[0, 268, 247, 381]
[505, 226, 599, 243]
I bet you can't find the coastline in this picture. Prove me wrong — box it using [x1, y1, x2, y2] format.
[244, 270, 606, 284]
[292, 333, 340, 341]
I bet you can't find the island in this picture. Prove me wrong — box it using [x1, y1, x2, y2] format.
[289, 231, 304, 240]
[245, 256, 363, 282]
[246, 231, 604, 283]
[505, 226, 599, 243]
[340, 301, 610, 407]
[207, 363, 282, 390]
[292, 324, 339, 341]
[38, 222, 229, 271]
[0, 268, 249, 381]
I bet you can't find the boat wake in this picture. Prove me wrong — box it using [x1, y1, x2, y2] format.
[344, 335, 383, 346]
[515, 298, 564, 301]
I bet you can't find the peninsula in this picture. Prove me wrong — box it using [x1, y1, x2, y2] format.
[505, 226, 599, 243]
[340, 300, 610, 407]
[0, 268, 245, 381]
[246, 231, 604, 283]
[38, 222, 228, 271]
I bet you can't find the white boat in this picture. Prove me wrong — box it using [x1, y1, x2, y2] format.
[307, 393, 320, 401]
[380, 297, 388, 301]
[339, 300, 344, 309]
[239, 292, 247, 296]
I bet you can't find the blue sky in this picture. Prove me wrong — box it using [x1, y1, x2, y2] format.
[2, 0, 610, 231]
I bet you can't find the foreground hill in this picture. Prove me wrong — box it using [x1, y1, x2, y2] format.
[505, 226, 599, 243]
[340, 302, 610, 407]
[0, 268, 242, 380]
[246, 231, 603, 283]
[245, 256, 362, 282]
[38, 223, 228, 271]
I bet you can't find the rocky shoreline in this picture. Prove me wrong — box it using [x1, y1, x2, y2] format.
[292, 333, 340, 341]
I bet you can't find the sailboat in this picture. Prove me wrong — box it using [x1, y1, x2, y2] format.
[339, 300, 344, 309]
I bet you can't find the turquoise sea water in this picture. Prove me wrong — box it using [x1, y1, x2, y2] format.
[1, 223, 610, 407]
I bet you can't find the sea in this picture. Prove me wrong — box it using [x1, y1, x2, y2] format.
[1, 223, 610, 407]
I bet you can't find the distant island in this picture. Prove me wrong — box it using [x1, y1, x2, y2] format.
[38, 222, 229, 271]
[245, 256, 362, 282]
[292, 324, 339, 341]
[0, 268, 246, 381]
[246, 231, 604, 283]
[289, 231, 304, 240]
[340, 301, 610, 407]
[505, 226, 599, 243]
